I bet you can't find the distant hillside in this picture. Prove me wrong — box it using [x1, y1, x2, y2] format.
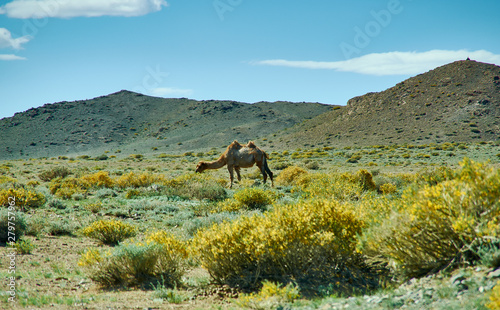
[0, 91, 333, 160]
[2, 60, 499, 160]
[275, 60, 500, 148]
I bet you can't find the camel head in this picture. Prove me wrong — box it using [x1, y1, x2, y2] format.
[195, 161, 207, 173]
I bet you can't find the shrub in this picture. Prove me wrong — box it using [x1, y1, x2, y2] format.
[46, 217, 80, 236]
[163, 174, 227, 201]
[38, 166, 72, 181]
[0, 175, 17, 184]
[25, 213, 48, 237]
[365, 158, 500, 278]
[347, 155, 362, 163]
[96, 188, 117, 199]
[0, 188, 46, 209]
[237, 281, 301, 308]
[305, 161, 320, 170]
[79, 231, 187, 288]
[80, 171, 114, 188]
[116, 172, 165, 188]
[94, 154, 109, 161]
[233, 188, 274, 210]
[125, 189, 141, 199]
[15, 238, 36, 254]
[294, 173, 364, 201]
[47, 198, 66, 210]
[49, 177, 86, 199]
[81, 220, 137, 245]
[353, 169, 376, 191]
[275, 166, 308, 186]
[85, 202, 103, 214]
[487, 281, 500, 310]
[379, 183, 397, 195]
[152, 284, 188, 303]
[0, 209, 27, 243]
[191, 200, 375, 293]
[215, 199, 245, 213]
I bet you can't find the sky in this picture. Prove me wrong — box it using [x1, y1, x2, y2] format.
[1, 0, 500, 120]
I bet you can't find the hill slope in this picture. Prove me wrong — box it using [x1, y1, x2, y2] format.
[276, 60, 500, 148]
[0, 91, 333, 159]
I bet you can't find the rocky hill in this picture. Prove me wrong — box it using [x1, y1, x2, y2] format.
[2, 60, 499, 160]
[0, 91, 333, 160]
[275, 60, 500, 148]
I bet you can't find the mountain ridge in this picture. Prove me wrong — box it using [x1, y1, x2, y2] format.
[0, 90, 333, 160]
[274, 60, 500, 148]
[1, 60, 500, 160]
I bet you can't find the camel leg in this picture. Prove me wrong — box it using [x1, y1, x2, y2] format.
[256, 161, 268, 184]
[227, 165, 234, 188]
[235, 167, 242, 182]
[263, 159, 274, 187]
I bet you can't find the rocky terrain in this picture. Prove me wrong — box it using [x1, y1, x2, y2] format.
[276, 60, 500, 149]
[0, 91, 333, 160]
[1, 60, 500, 160]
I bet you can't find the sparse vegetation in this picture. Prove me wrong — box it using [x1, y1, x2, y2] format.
[0, 143, 499, 309]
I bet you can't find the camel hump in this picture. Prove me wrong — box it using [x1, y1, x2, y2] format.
[229, 140, 242, 148]
[247, 141, 256, 148]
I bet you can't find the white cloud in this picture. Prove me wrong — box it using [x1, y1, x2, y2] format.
[253, 50, 500, 76]
[0, 28, 31, 49]
[0, 0, 168, 19]
[150, 87, 193, 97]
[0, 54, 26, 60]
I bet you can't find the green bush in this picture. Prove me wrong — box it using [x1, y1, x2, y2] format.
[79, 231, 187, 288]
[15, 238, 36, 254]
[0, 209, 27, 244]
[233, 188, 274, 210]
[38, 166, 72, 181]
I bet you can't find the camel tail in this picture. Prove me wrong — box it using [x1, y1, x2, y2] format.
[262, 155, 274, 186]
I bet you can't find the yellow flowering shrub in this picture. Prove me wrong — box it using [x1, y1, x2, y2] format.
[79, 171, 115, 188]
[191, 199, 369, 291]
[237, 281, 301, 308]
[0, 188, 46, 209]
[379, 183, 397, 194]
[78, 248, 106, 267]
[365, 158, 500, 277]
[81, 220, 137, 245]
[163, 173, 227, 201]
[146, 230, 188, 258]
[215, 198, 244, 213]
[295, 173, 364, 201]
[49, 177, 86, 199]
[0, 175, 17, 184]
[487, 281, 500, 310]
[275, 166, 308, 186]
[232, 187, 275, 210]
[79, 231, 187, 288]
[115, 172, 166, 188]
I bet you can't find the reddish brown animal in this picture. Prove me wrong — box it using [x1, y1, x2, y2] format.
[195, 140, 274, 188]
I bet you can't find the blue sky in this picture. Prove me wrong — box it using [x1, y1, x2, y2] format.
[1, 0, 500, 120]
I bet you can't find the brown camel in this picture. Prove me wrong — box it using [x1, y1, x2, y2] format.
[195, 140, 274, 188]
